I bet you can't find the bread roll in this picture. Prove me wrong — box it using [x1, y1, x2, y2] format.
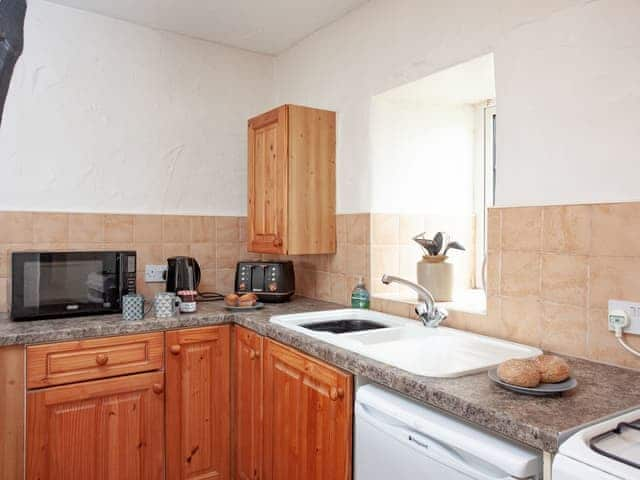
[534, 355, 570, 383]
[497, 359, 541, 388]
[238, 293, 258, 307]
[224, 294, 239, 306]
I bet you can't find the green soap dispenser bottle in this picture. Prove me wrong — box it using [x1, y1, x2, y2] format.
[351, 277, 370, 309]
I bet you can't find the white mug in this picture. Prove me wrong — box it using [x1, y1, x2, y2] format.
[154, 292, 181, 318]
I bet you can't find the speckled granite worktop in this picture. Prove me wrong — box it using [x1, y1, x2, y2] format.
[1, 297, 639, 453]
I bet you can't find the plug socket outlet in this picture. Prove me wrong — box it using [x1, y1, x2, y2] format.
[145, 264, 167, 283]
[608, 300, 640, 334]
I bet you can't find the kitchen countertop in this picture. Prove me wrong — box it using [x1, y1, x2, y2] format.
[1, 297, 639, 453]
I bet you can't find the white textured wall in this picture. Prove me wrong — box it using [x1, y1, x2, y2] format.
[0, 0, 275, 215]
[274, 0, 640, 211]
[370, 99, 475, 215]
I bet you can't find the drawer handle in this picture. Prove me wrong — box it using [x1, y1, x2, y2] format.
[273, 238, 283, 247]
[170, 345, 181, 355]
[152, 383, 164, 394]
[329, 387, 344, 401]
[95, 354, 109, 366]
[249, 349, 260, 360]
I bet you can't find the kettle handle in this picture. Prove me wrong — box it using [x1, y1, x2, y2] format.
[193, 259, 201, 291]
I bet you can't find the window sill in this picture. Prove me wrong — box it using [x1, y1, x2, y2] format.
[371, 289, 487, 316]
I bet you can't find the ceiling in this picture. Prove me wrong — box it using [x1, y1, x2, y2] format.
[47, 0, 369, 55]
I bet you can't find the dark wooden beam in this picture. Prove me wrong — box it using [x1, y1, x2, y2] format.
[0, 0, 27, 125]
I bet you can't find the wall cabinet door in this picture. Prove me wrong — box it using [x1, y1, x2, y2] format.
[166, 326, 230, 480]
[248, 106, 289, 254]
[263, 339, 352, 480]
[247, 104, 336, 255]
[26, 371, 165, 480]
[233, 326, 263, 480]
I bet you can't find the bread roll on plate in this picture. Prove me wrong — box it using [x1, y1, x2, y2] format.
[534, 355, 570, 383]
[224, 294, 239, 306]
[497, 359, 541, 388]
[238, 293, 258, 307]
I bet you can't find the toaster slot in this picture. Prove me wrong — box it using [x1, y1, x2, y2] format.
[251, 265, 265, 292]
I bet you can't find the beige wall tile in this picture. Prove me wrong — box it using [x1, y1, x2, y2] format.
[190, 242, 216, 269]
[297, 269, 316, 298]
[486, 209, 501, 253]
[336, 215, 347, 244]
[346, 244, 369, 277]
[315, 271, 331, 301]
[0, 277, 7, 313]
[587, 308, 640, 369]
[501, 207, 542, 251]
[238, 217, 247, 243]
[216, 243, 241, 270]
[216, 269, 235, 293]
[134, 215, 163, 243]
[399, 215, 424, 246]
[541, 254, 588, 306]
[380, 299, 413, 318]
[162, 216, 191, 243]
[486, 252, 500, 296]
[329, 273, 348, 305]
[33, 213, 68, 243]
[328, 243, 347, 274]
[371, 245, 399, 294]
[199, 269, 217, 293]
[68, 213, 104, 242]
[104, 215, 134, 243]
[500, 251, 541, 297]
[592, 203, 640, 257]
[469, 296, 502, 338]
[346, 213, 369, 245]
[543, 205, 590, 255]
[500, 297, 542, 346]
[136, 244, 164, 268]
[163, 243, 190, 259]
[191, 216, 215, 243]
[371, 214, 399, 245]
[0, 212, 33, 243]
[541, 302, 587, 357]
[589, 256, 640, 309]
[399, 245, 421, 281]
[216, 216, 239, 243]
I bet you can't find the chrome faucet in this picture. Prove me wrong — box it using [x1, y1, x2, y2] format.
[381, 274, 448, 327]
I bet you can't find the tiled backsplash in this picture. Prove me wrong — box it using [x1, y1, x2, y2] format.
[0, 212, 258, 312]
[486, 203, 640, 370]
[3, 205, 639, 370]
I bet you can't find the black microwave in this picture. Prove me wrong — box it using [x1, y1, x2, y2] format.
[11, 251, 136, 321]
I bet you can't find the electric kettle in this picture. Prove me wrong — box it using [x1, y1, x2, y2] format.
[166, 256, 201, 293]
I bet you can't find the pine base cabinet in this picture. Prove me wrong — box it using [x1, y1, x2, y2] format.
[166, 326, 231, 480]
[233, 327, 353, 480]
[247, 104, 337, 255]
[26, 372, 165, 480]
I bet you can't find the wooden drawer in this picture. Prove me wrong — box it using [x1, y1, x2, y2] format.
[27, 332, 164, 389]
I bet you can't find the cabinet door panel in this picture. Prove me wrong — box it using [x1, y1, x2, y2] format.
[166, 326, 230, 480]
[233, 326, 263, 480]
[263, 340, 352, 480]
[248, 106, 288, 254]
[27, 372, 164, 480]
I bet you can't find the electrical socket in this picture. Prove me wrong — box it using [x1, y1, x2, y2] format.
[145, 264, 167, 283]
[608, 300, 640, 334]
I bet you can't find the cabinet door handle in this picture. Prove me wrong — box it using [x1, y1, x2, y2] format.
[273, 238, 283, 247]
[329, 387, 344, 401]
[95, 353, 109, 366]
[170, 344, 181, 355]
[249, 349, 260, 360]
[152, 383, 164, 394]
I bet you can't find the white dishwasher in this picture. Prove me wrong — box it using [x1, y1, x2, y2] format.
[355, 384, 542, 480]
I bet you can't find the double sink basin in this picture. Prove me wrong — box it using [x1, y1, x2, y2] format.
[271, 309, 541, 378]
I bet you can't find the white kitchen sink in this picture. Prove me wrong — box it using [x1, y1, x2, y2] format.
[270, 309, 542, 378]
